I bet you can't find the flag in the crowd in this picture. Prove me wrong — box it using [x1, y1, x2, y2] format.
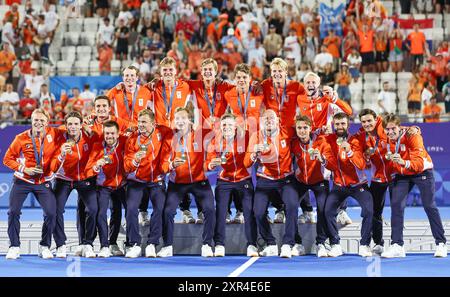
[392, 16, 435, 48]
[319, 3, 346, 39]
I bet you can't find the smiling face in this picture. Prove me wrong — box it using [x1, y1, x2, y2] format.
[304, 74, 320, 97]
[122, 68, 138, 89]
[360, 114, 376, 133]
[95, 98, 110, 118]
[271, 64, 287, 85]
[333, 117, 349, 137]
[103, 126, 119, 146]
[262, 110, 279, 133]
[161, 65, 177, 84]
[295, 121, 311, 141]
[174, 110, 191, 133]
[235, 70, 250, 93]
[31, 112, 49, 135]
[221, 117, 236, 139]
[138, 114, 155, 135]
[66, 116, 82, 138]
[384, 122, 401, 141]
[201, 62, 217, 82]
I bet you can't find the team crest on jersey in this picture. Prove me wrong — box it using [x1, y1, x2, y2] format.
[177, 91, 182, 99]
[317, 104, 322, 111]
[250, 99, 255, 108]
[26, 144, 31, 149]
[46, 134, 53, 143]
[271, 95, 275, 100]
[83, 143, 89, 151]
[281, 139, 286, 148]
[341, 152, 346, 159]
[138, 98, 144, 106]
[400, 144, 406, 151]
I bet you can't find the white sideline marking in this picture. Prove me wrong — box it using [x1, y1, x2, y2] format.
[228, 257, 260, 277]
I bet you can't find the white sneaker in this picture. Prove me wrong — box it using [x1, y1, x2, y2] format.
[39, 245, 54, 259]
[196, 212, 204, 224]
[328, 244, 344, 257]
[5, 247, 20, 259]
[83, 245, 96, 258]
[299, 211, 316, 224]
[273, 211, 286, 224]
[337, 210, 352, 226]
[298, 213, 307, 224]
[434, 243, 448, 258]
[214, 245, 225, 257]
[145, 244, 157, 258]
[138, 211, 150, 226]
[246, 245, 259, 257]
[291, 243, 306, 256]
[316, 244, 328, 257]
[157, 246, 173, 257]
[233, 212, 244, 224]
[125, 245, 142, 258]
[280, 244, 292, 258]
[74, 245, 84, 256]
[381, 244, 406, 258]
[226, 213, 231, 224]
[358, 245, 372, 257]
[109, 244, 124, 256]
[259, 245, 279, 257]
[201, 244, 214, 257]
[98, 247, 112, 258]
[182, 210, 195, 224]
[372, 245, 384, 256]
[55, 245, 67, 258]
[266, 215, 273, 224]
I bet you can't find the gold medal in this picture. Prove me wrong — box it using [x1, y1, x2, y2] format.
[180, 153, 186, 162]
[307, 148, 315, 160]
[104, 156, 112, 164]
[139, 145, 148, 152]
[221, 154, 227, 164]
[385, 151, 392, 160]
[336, 137, 344, 146]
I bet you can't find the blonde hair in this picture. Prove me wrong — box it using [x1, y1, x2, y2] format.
[31, 108, 50, 120]
[201, 58, 218, 72]
[270, 58, 288, 72]
[234, 63, 250, 75]
[303, 71, 321, 82]
[160, 57, 177, 68]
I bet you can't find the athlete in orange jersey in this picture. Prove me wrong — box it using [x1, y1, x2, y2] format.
[107, 65, 152, 125]
[205, 113, 258, 257]
[3, 109, 65, 259]
[122, 109, 171, 258]
[380, 114, 447, 258]
[323, 112, 374, 258]
[158, 105, 215, 257]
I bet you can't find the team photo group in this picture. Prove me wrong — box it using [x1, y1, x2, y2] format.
[2, 55, 447, 260]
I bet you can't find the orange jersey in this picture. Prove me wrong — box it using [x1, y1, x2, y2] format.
[152, 79, 192, 128]
[124, 127, 172, 183]
[224, 86, 264, 131]
[85, 137, 127, 189]
[384, 132, 433, 176]
[161, 129, 208, 184]
[297, 95, 353, 135]
[291, 136, 337, 185]
[261, 79, 306, 133]
[244, 129, 293, 180]
[107, 85, 153, 125]
[205, 133, 251, 182]
[423, 104, 442, 123]
[50, 130, 98, 182]
[3, 127, 65, 184]
[188, 80, 231, 129]
[325, 133, 367, 187]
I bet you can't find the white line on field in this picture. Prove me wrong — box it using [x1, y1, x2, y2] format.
[228, 257, 260, 277]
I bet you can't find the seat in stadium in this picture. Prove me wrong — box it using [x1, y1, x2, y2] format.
[56, 60, 74, 76]
[429, 14, 443, 27]
[380, 72, 396, 83]
[83, 17, 100, 31]
[397, 72, 413, 82]
[60, 46, 76, 62]
[82, 31, 97, 47]
[121, 59, 133, 68]
[432, 28, 444, 42]
[76, 46, 92, 61]
[111, 60, 122, 75]
[89, 60, 100, 76]
[64, 32, 80, 46]
[67, 18, 83, 32]
[74, 60, 90, 76]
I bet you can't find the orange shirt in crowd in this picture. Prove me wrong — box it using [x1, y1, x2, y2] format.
[99, 46, 113, 73]
[423, 104, 442, 123]
[408, 31, 427, 55]
[357, 30, 375, 53]
[0, 50, 16, 73]
[290, 21, 305, 38]
[323, 35, 341, 58]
